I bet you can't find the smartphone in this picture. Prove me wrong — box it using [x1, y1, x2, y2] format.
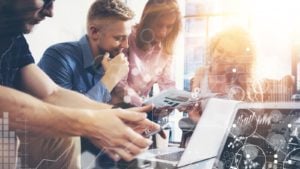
[142, 128, 162, 138]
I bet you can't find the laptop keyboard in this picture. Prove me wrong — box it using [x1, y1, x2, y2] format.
[155, 151, 184, 161]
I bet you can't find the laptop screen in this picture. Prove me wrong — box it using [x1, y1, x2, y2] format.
[178, 98, 241, 167]
[217, 103, 300, 169]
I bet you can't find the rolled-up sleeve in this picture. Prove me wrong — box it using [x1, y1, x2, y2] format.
[85, 81, 111, 103]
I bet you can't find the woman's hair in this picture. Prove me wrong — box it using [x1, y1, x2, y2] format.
[206, 26, 262, 102]
[135, 0, 182, 55]
[207, 26, 256, 66]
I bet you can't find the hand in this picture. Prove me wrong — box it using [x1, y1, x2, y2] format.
[187, 102, 202, 122]
[152, 106, 174, 118]
[83, 108, 153, 161]
[102, 52, 129, 83]
[126, 105, 160, 135]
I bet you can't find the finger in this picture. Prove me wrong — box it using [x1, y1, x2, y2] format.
[113, 148, 135, 161]
[159, 130, 167, 139]
[114, 52, 125, 61]
[140, 119, 160, 131]
[125, 127, 153, 148]
[101, 52, 110, 65]
[104, 148, 121, 161]
[103, 52, 110, 60]
[128, 104, 153, 113]
[115, 109, 147, 123]
[128, 119, 160, 135]
[123, 141, 143, 155]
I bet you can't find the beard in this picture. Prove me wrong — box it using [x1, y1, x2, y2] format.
[98, 47, 123, 59]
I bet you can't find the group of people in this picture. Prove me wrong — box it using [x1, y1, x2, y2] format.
[37, 0, 181, 167]
[0, 0, 181, 168]
[0, 0, 269, 168]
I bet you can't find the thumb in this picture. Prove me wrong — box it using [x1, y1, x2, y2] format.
[127, 104, 153, 113]
[101, 52, 110, 70]
[115, 109, 147, 123]
[101, 52, 110, 63]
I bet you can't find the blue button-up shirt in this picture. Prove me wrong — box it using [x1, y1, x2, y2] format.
[38, 35, 111, 102]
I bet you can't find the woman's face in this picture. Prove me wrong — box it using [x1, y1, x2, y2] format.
[208, 39, 253, 95]
[150, 12, 177, 43]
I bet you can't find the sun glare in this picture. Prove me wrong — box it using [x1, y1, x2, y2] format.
[250, 0, 300, 79]
[224, 0, 300, 79]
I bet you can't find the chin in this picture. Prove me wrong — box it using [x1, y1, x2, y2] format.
[22, 24, 35, 34]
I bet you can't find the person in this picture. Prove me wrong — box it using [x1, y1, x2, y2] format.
[37, 0, 135, 167]
[39, 0, 131, 103]
[112, 0, 182, 109]
[0, 0, 159, 168]
[188, 26, 263, 123]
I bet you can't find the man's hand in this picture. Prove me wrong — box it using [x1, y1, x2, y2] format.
[84, 108, 153, 161]
[101, 52, 129, 92]
[125, 105, 160, 135]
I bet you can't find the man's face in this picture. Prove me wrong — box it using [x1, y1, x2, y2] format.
[11, 0, 54, 34]
[96, 20, 131, 57]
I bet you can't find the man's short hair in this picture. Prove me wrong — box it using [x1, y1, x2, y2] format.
[87, 0, 134, 22]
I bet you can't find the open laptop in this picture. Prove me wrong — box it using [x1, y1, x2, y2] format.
[133, 100, 300, 169]
[215, 102, 300, 169]
[134, 98, 241, 169]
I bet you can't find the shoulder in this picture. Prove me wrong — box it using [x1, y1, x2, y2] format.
[45, 41, 80, 54]
[42, 41, 83, 61]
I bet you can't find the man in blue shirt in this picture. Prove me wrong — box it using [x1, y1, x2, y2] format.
[0, 0, 158, 168]
[39, 1, 131, 103]
[38, 0, 134, 167]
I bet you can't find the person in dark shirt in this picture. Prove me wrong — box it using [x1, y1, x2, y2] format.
[0, 0, 159, 168]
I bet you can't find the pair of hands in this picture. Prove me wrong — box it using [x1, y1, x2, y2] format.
[86, 105, 160, 161]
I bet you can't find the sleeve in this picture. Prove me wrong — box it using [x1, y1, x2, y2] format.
[38, 46, 73, 90]
[85, 80, 111, 103]
[157, 57, 176, 91]
[19, 35, 35, 68]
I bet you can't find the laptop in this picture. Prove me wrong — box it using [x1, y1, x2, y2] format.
[134, 98, 241, 169]
[215, 102, 300, 169]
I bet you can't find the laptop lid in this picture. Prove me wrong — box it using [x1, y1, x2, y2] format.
[216, 102, 300, 169]
[177, 98, 241, 167]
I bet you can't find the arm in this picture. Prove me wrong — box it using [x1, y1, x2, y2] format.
[0, 84, 154, 161]
[0, 85, 85, 136]
[188, 67, 206, 122]
[5, 64, 158, 161]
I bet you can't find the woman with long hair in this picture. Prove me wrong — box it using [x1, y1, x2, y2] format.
[112, 0, 182, 107]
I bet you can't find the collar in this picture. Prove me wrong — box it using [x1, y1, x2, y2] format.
[79, 35, 95, 69]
